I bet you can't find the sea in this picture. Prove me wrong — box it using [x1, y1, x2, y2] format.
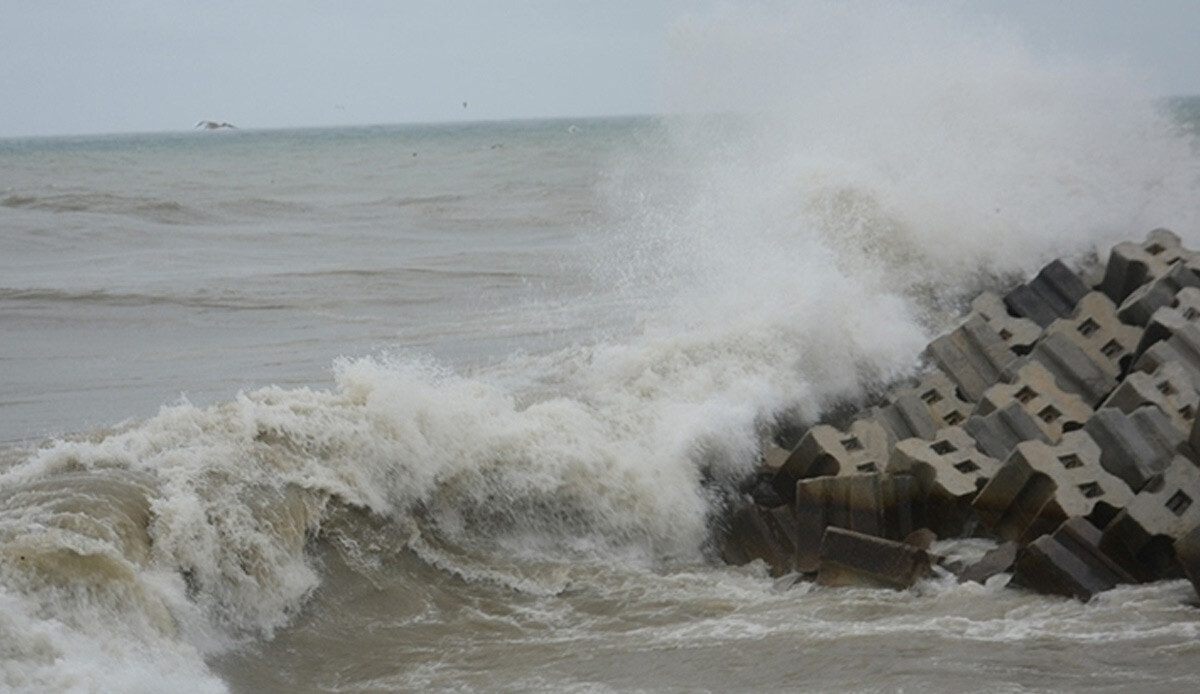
[5, 8, 1200, 693]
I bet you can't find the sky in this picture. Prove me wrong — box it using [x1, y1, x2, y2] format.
[1, 0, 1198, 138]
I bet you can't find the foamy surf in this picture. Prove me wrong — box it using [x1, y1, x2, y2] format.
[3, 2, 1200, 692]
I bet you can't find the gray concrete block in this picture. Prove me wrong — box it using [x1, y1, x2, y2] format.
[1134, 322, 1200, 396]
[1019, 330, 1117, 406]
[970, 291, 1043, 354]
[972, 431, 1132, 543]
[1173, 523, 1200, 601]
[926, 315, 1017, 403]
[958, 541, 1021, 584]
[1117, 260, 1200, 327]
[1011, 517, 1137, 601]
[720, 502, 797, 576]
[976, 361, 1094, 443]
[1100, 454, 1200, 581]
[816, 526, 934, 589]
[772, 419, 891, 504]
[886, 370, 973, 428]
[887, 427, 1000, 536]
[1102, 361, 1199, 435]
[964, 400, 1050, 461]
[1043, 292, 1140, 380]
[793, 473, 921, 572]
[1003, 259, 1090, 328]
[1098, 228, 1191, 304]
[872, 392, 941, 443]
[1083, 407, 1182, 492]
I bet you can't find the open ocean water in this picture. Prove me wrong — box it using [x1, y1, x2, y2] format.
[5, 6, 1200, 693]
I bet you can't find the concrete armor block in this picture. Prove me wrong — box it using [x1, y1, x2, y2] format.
[1100, 454, 1200, 581]
[970, 291, 1043, 354]
[816, 527, 934, 589]
[1083, 407, 1182, 492]
[1102, 361, 1199, 435]
[887, 426, 1000, 536]
[1098, 228, 1191, 305]
[1003, 259, 1090, 328]
[926, 315, 1017, 403]
[964, 400, 1050, 461]
[975, 361, 1094, 443]
[1010, 517, 1137, 601]
[772, 419, 892, 504]
[792, 473, 921, 572]
[886, 370, 973, 428]
[1042, 292, 1140, 380]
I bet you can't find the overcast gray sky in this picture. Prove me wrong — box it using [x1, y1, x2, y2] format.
[1, 0, 1197, 138]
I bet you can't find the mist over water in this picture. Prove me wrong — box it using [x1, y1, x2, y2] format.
[3, 2, 1200, 692]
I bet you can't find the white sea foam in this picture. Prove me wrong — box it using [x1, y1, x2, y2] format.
[3, 2, 1200, 692]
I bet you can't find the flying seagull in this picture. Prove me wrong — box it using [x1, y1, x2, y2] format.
[195, 120, 237, 130]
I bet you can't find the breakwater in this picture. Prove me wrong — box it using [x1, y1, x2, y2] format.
[724, 228, 1200, 600]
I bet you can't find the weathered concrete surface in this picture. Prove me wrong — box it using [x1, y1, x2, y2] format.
[793, 473, 921, 572]
[970, 291, 1043, 355]
[1011, 517, 1137, 601]
[719, 502, 798, 577]
[815, 526, 934, 589]
[772, 419, 891, 504]
[886, 370, 973, 428]
[975, 361, 1094, 443]
[1102, 361, 1199, 435]
[888, 427, 998, 536]
[1014, 331, 1117, 407]
[1083, 407, 1182, 492]
[964, 400, 1051, 461]
[972, 431, 1132, 543]
[1117, 260, 1200, 327]
[1043, 292, 1141, 380]
[1100, 454, 1200, 581]
[926, 315, 1017, 403]
[1003, 259, 1090, 328]
[1098, 228, 1192, 305]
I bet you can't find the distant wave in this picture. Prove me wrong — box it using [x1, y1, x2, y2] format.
[1, 191, 209, 224]
[0, 287, 292, 311]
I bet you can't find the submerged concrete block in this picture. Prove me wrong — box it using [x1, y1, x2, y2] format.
[1011, 517, 1137, 601]
[1083, 407, 1182, 492]
[1003, 259, 1090, 328]
[964, 400, 1050, 461]
[793, 473, 921, 573]
[1173, 523, 1200, 600]
[887, 427, 1000, 536]
[719, 502, 798, 577]
[816, 526, 934, 589]
[1099, 228, 1191, 305]
[970, 291, 1043, 354]
[975, 361, 1094, 443]
[772, 419, 891, 504]
[972, 431, 1132, 543]
[926, 315, 1017, 403]
[958, 541, 1021, 584]
[1100, 454, 1200, 581]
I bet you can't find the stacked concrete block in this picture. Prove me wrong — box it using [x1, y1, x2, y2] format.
[972, 431, 1132, 543]
[815, 527, 934, 589]
[792, 473, 920, 572]
[1099, 454, 1200, 581]
[1083, 407, 1182, 492]
[722, 229, 1200, 602]
[885, 370, 973, 428]
[1003, 259, 1090, 328]
[925, 315, 1017, 403]
[1102, 361, 1199, 435]
[869, 393, 941, 444]
[1017, 331, 1118, 407]
[1044, 292, 1141, 380]
[1098, 228, 1193, 305]
[1116, 260, 1200, 327]
[974, 361, 1094, 443]
[970, 291, 1043, 355]
[1010, 517, 1137, 601]
[771, 419, 891, 504]
[964, 400, 1051, 460]
[1133, 322, 1200, 396]
[887, 427, 999, 536]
